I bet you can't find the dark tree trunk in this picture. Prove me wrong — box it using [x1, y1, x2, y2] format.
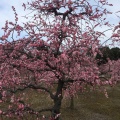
[0, 93, 2, 100]
[69, 96, 74, 109]
[51, 80, 64, 120]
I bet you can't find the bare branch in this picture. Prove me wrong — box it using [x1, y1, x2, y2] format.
[8, 84, 54, 99]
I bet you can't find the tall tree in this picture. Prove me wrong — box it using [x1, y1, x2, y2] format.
[0, 0, 120, 119]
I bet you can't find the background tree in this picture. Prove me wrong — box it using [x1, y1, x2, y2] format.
[96, 46, 111, 65]
[0, 0, 120, 120]
[96, 47, 120, 65]
[110, 47, 120, 60]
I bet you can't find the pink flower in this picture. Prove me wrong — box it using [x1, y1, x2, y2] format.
[62, 27, 67, 32]
[0, 110, 2, 114]
[112, 34, 120, 37]
[0, 82, 2, 86]
[18, 104, 24, 109]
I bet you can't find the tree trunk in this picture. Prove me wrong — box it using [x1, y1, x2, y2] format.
[69, 96, 74, 109]
[52, 97, 62, 120]
[51, 80, 64, 120]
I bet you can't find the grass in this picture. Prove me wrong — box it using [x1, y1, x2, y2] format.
[0, 84, 120, 120]
[62, 84, 120, 120]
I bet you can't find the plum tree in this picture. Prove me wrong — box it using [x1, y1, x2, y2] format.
[0, 0, 120, 119]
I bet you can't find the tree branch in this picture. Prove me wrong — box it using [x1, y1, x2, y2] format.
[8, 84, 54, 99]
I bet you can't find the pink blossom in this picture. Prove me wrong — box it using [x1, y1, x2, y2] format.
[62, 27, 67, 32]
[18, 104, 24, 109]
[0, 82, 2, 86]
[0, 110, 2, 114]
[112, 34, 120, 37]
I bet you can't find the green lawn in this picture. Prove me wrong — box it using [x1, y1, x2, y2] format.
[0, 84, 120, 120]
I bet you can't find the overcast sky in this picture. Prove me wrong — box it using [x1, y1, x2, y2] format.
[0, 0, 120, 44]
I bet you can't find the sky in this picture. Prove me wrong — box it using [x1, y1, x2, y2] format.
[0, 0, 30, 35]
[0, 0, 120, 45]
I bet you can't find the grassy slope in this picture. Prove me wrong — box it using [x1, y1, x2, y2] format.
[62, 84, 120, 120]
[0, 84, 120, 120]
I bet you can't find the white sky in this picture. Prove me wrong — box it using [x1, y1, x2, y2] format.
[0, 0, 120, 44]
